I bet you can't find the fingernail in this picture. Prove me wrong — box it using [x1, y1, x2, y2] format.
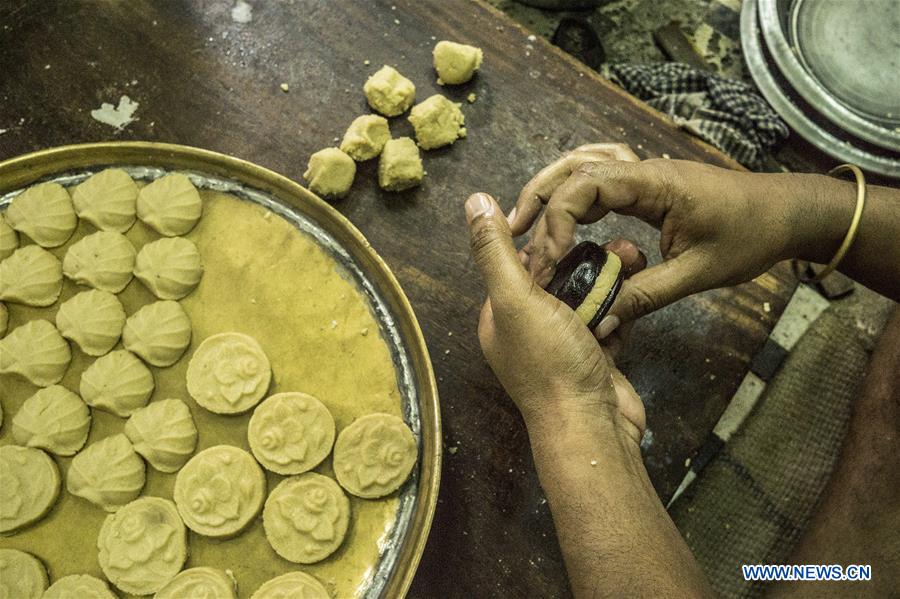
[597, 315, 621, 339]
[465, 193, 493, 224]
[506, 206, 517, 226]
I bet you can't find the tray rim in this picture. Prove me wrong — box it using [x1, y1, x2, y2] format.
[0, 141, 442, 599]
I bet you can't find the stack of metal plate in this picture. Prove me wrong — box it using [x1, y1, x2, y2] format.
[742, 0, 900, 178]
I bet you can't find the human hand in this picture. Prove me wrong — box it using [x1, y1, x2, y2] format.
[465, 192, 644, 442]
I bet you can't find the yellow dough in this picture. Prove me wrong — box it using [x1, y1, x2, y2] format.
[122, 300, 192, 367]
[187, 332, 272, 414]
[433, 40, 483, 85]
[71, 168, 139, 233]
[80, 349, 154, 417]
[43, 574, 118, 599]
[408, 94, 466, 150]
[67, 433, 146, 512]
[155, 567, 237, 599]
[0, 446, 60, 535]
[124, 398, 197, 473]
[63, 231, 136, 293]
[133, 236, 203, 300]
[5, 182, 76, 248]
[333, 413, 417, 499]
[248, 392, 336, 475]
[12, 385, 91, 457]
[0, 215, 18, 260]
[174, 445, 266, 538]
[263, 473, 350, 564]
[303, 148, 356, 200]
[136, 173, 203, 236]
[55, 290, 126, 357]
[378, 137, 424, 192]
[340, 114, 391, 161]
[0, 245, 63, 307]
[0, 548, 48, 599]
[0, 320, 71, 387]
[363, 65, 416, 117]
[250, 571, 330, 599]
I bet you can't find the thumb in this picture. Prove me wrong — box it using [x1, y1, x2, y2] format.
[465, 193, 530, 303]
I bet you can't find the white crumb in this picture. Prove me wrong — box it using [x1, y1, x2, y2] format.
[90, 95, 139, 131]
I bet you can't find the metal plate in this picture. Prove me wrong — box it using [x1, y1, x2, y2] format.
[0, 142, 441, 599]
[742, 0, 900, 178]
[758, 0, 900, 151]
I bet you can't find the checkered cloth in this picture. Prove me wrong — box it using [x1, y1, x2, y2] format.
[601, 63, 789, 169]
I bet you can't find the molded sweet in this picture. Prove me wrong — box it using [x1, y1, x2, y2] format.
[122, 300, 191, 367]
[0, 549, 48, 599]
[80, 350, 154, 417]
[136, 173, 203, 236]
[12, 385, 91, 456]
[43, 574, 118, 599]
[0, 245, 63, 307]
[56, 289, 126, 356]
[546, 241, 624, 330]
[248, 392, 335, 475]
[97, 497, 187, 595]
[333, 413, 417, 499]
[124, 399, 197, 473]
[0, 320, 71, 386]
[0, 215, 18, 260]
[134, 237, 203, 300]
[250, 572, 330, 599]
[0, 445, 61, 534]
[63, 231, 136, 293]
[262, 473, 350, 564]
[155, 567, 237, 599]
[72, 168, 139, 232]
[186, 332, 271, 414]
[67, 434, 146, 512]
[5, 182, 77, 247]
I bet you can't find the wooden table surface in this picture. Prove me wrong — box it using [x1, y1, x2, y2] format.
[0, 1, 794, 596]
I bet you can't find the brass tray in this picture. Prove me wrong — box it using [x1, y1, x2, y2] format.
[0, 142, 441, 598]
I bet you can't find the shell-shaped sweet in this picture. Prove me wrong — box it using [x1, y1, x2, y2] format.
[55, 290, 126, 356]
[12, 385, 91, 456]
[0, 302, 7, 337]
[0, 215, 18, 260]
[72, 168, 139, 232]
[63, 231, 136, 293]
[134, 237, 203, 300]
[122, 301, 191, 367]
[43, 574, 118, 599]
[136, 173, 203, 236]
[5, 182, 77, 247]
[0, 245, 63, 307]
[80, 350, 154, 417]
[66, 433, 146, 512]
[124, 399, 198, 472]
[0, 320, 71, 386]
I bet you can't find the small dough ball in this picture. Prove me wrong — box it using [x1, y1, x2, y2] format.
[363, 65, 416, 117]
[303, 148, 356, 200]
[433, 40, 483, 85]
[408, 94, 466, 150]
[340, 115, 390, 161]
[378, 137, 424, 192]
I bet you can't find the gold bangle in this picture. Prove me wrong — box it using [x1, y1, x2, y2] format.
[797, 164, 867, 283]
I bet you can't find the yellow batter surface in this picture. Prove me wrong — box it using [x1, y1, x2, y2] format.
[0, 189, 404, 598]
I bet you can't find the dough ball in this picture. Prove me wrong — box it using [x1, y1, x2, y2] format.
[303, 148, 356, 199]
[378, 137, 424, 192]
[408, 94, 466, 150]
[363, 65, 416, 117]
[433, 40, 483, 85]
[340, 114, 391, 161]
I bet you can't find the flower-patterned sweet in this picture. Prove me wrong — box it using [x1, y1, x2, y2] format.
[80, 350, 154, 417]
[250, 572, 331, 599]
[97, 496, 187, 595]
[0, 302, 7, 337]
[5, 182, 77, 247]
[67, 434, 146, 512]
[0, 320, 71, 386]
[56, 289, 126, 357]
[0, 445, 61, 534]
[122, 300, 191, 367]
[133, 237, 203, 300]
[124, 399, 197, 473]
[42, 574, 118, 599]
[332, 413, 417, 499]
[0, 549, 48, 599]
[0, 245, 63, 306]
[0, 215, 18, 260]
[71, 168, 139, 233]
[154, 567, 237, 599]
[186, 332, 271, 414]
[63, 231, 136, 293]
[248, 392, 335, 475]
[136, 173, 203, 236]
[262, 473, 350, 564]
[12, 385, 91, 456]
[173, 445, 266, 538]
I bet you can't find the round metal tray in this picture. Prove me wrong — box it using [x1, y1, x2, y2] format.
[0, 142, 441, 598]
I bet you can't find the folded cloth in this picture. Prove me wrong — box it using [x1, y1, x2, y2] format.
[601, 62, 789, 169]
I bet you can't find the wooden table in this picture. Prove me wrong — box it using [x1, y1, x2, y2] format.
[0, 1, 794, 596]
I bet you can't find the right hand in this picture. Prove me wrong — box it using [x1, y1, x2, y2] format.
[509, 156, 809, 334]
